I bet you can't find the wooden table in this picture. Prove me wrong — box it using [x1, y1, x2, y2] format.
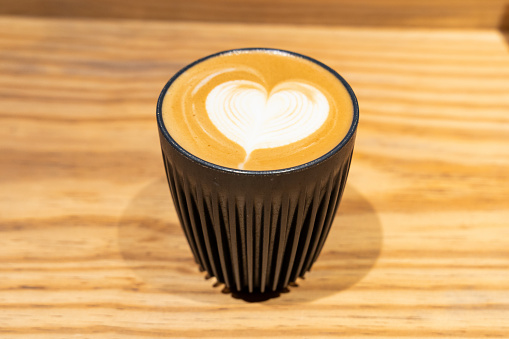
[1, 14, 509, 338]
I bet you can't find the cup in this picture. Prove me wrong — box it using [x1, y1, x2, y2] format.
[156, 48, 359, 293]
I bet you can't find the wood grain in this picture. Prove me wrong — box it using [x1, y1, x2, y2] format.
[1, 0, 508, 29]
[1, 15, 509, 337]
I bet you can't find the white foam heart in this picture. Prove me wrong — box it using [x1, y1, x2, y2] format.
[206, 80, 329, 168]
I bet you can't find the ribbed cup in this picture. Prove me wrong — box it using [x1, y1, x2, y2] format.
[157, 48, 359, 293]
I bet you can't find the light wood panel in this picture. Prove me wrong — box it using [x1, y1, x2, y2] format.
[1, 16, 509, 337]
[0, 0, 508, 29]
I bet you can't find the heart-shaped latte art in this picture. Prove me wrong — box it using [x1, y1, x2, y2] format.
[206, 80, 329, 168]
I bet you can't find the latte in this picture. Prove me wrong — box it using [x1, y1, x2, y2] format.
[161, 49, 354, 171]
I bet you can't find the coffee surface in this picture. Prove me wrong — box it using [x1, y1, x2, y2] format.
[162, 50, 353, 170]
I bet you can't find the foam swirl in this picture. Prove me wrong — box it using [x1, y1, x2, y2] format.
[206, 80, 329, 168]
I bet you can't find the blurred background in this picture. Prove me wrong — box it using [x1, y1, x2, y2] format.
[1, 0, 508, 29]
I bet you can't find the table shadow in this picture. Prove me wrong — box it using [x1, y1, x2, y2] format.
[118, 177, 382, 304]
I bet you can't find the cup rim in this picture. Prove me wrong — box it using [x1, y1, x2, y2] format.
[156, 47, 359, 175]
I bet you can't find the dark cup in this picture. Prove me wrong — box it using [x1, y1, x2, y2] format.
[156, 48, 359, 293]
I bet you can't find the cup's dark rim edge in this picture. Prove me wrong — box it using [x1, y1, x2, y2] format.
[156, 47, 359, 176]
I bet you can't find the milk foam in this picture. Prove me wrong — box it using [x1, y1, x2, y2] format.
[162, 50, 354, 171]
[206, 80, 329, 168]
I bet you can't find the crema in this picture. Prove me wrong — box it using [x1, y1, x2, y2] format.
[162, 49, 353, 171]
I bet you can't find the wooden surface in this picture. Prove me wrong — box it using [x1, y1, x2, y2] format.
[1, 0, 509, 29]
[1, 15, 509, 338]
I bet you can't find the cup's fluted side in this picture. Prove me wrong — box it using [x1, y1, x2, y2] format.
[159, 129, 356, 293]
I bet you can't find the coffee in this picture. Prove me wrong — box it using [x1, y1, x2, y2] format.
[162, 49, 353, 171]
[157, 48, 359, 292]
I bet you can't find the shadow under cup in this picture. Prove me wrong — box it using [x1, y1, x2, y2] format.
[156, 48, 359, 293]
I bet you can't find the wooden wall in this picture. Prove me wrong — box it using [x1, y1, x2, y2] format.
[1, 0, 508, 29]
